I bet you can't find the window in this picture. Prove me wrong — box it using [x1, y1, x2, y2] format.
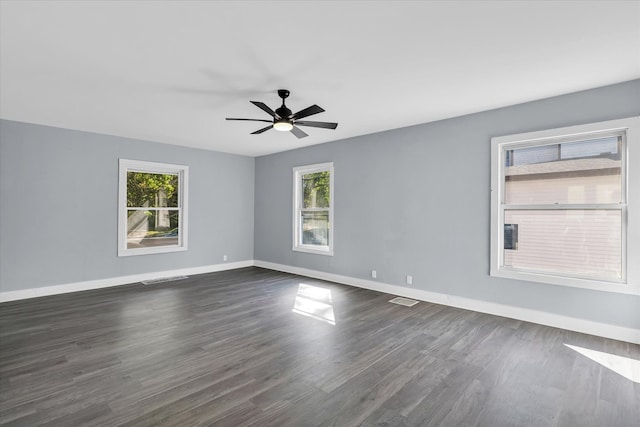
[293, 163, 334, 255]
[118, 159, 189, 256]
[491, 117, 640, 294]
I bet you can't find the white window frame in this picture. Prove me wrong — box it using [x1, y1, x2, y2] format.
[118, 159, 189, 257]
[490, 116, 640, 295]
[293, 162, 334, 256]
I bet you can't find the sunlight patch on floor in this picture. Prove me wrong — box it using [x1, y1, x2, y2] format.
[564, 343, 640, 383]
[293, 283, 335, 325]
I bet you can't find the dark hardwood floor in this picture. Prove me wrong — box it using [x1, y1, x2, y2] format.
[0, 267, 638, 426]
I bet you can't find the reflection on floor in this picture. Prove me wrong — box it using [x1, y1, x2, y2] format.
[564, 343, 640, 383]
[292, 283, 336, 325]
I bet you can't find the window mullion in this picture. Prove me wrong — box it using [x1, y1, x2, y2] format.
[503, 203, 624, 211]
[300, 208, 330, 212]
[126, 207, 181, 211]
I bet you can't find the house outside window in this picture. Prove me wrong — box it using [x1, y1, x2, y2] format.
[490, 117, 640, 294]
[293, 162, 334, 255]
[118, 159, 189, 256]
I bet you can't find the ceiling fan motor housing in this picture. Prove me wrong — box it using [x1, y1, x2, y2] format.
[275, 107, 292, 120]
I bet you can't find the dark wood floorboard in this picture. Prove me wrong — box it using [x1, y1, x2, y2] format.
[1, 267, 638, 426]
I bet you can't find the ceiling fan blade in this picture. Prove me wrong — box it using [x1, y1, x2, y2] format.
[251, 125, 273, 135]
[226, 118, 272, 123]
[294, 120, 338, 130]
[290, 126, 308, 139]
[250, 101, 278, 118]
[291, 104, 325, 120]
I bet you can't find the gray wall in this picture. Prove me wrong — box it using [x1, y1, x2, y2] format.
[0, 120, 254, 292]
[2, 81, 639, 330]
[254, 80, 640, 330]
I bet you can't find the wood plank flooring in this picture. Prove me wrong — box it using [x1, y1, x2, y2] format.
[1, 267, 638, 426]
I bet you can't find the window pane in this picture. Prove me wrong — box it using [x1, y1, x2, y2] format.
[301, 211, 329, 246]
[503, 210, 622, 281]
[303, 171, 330, 208]
[561, 137, 619, 160]
[504, 137, 621, 205]
[127, 209, 179, 249]
[127, 172, 179, 208]
[508, 144, 559, 166]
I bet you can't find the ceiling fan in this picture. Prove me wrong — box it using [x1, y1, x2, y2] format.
[226, 89, 338, 139]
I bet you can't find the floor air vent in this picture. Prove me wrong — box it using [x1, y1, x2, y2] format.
[389, 297, 419, 307]
[141, 276, 189, 285]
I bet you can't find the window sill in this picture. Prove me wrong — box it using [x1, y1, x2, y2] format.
[293, 245, 334, 256]
[490, 267, 640, 295]
[118, 245, 187, 257]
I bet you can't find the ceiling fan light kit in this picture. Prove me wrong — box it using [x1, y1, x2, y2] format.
[226, 89, 338, 139]
[273, 121, 293, 132]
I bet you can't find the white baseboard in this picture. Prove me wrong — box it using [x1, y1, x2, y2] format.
[3, 259, 637, 344]
[254, 260, 640, 344]
[0, 260, 254, 303]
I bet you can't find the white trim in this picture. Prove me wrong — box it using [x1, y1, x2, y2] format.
[118, 159, 189, 257]
[491, 119, 636, 146]
[2, 259, 637, 344]
[492, 268, 639, 295]
[254, 260, 640, 344]
[292, 162, 334, 256]
[0, 260, 252, 303]
[490, 116, 640, 293]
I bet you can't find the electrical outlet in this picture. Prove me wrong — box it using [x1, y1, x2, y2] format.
[223, 255, 228, 262]
[406, 275, 413, 285]
[371, 270, 377, 279]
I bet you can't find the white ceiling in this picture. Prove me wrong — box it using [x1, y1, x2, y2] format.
[1, 1, 639, 157]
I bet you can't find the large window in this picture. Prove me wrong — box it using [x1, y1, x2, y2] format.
[118, 159, 189, 256]
[490, 117, 639, 294]
[293, 163, 334, 255]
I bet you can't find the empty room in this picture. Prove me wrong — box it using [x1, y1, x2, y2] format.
[1, 1, 639, 426]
